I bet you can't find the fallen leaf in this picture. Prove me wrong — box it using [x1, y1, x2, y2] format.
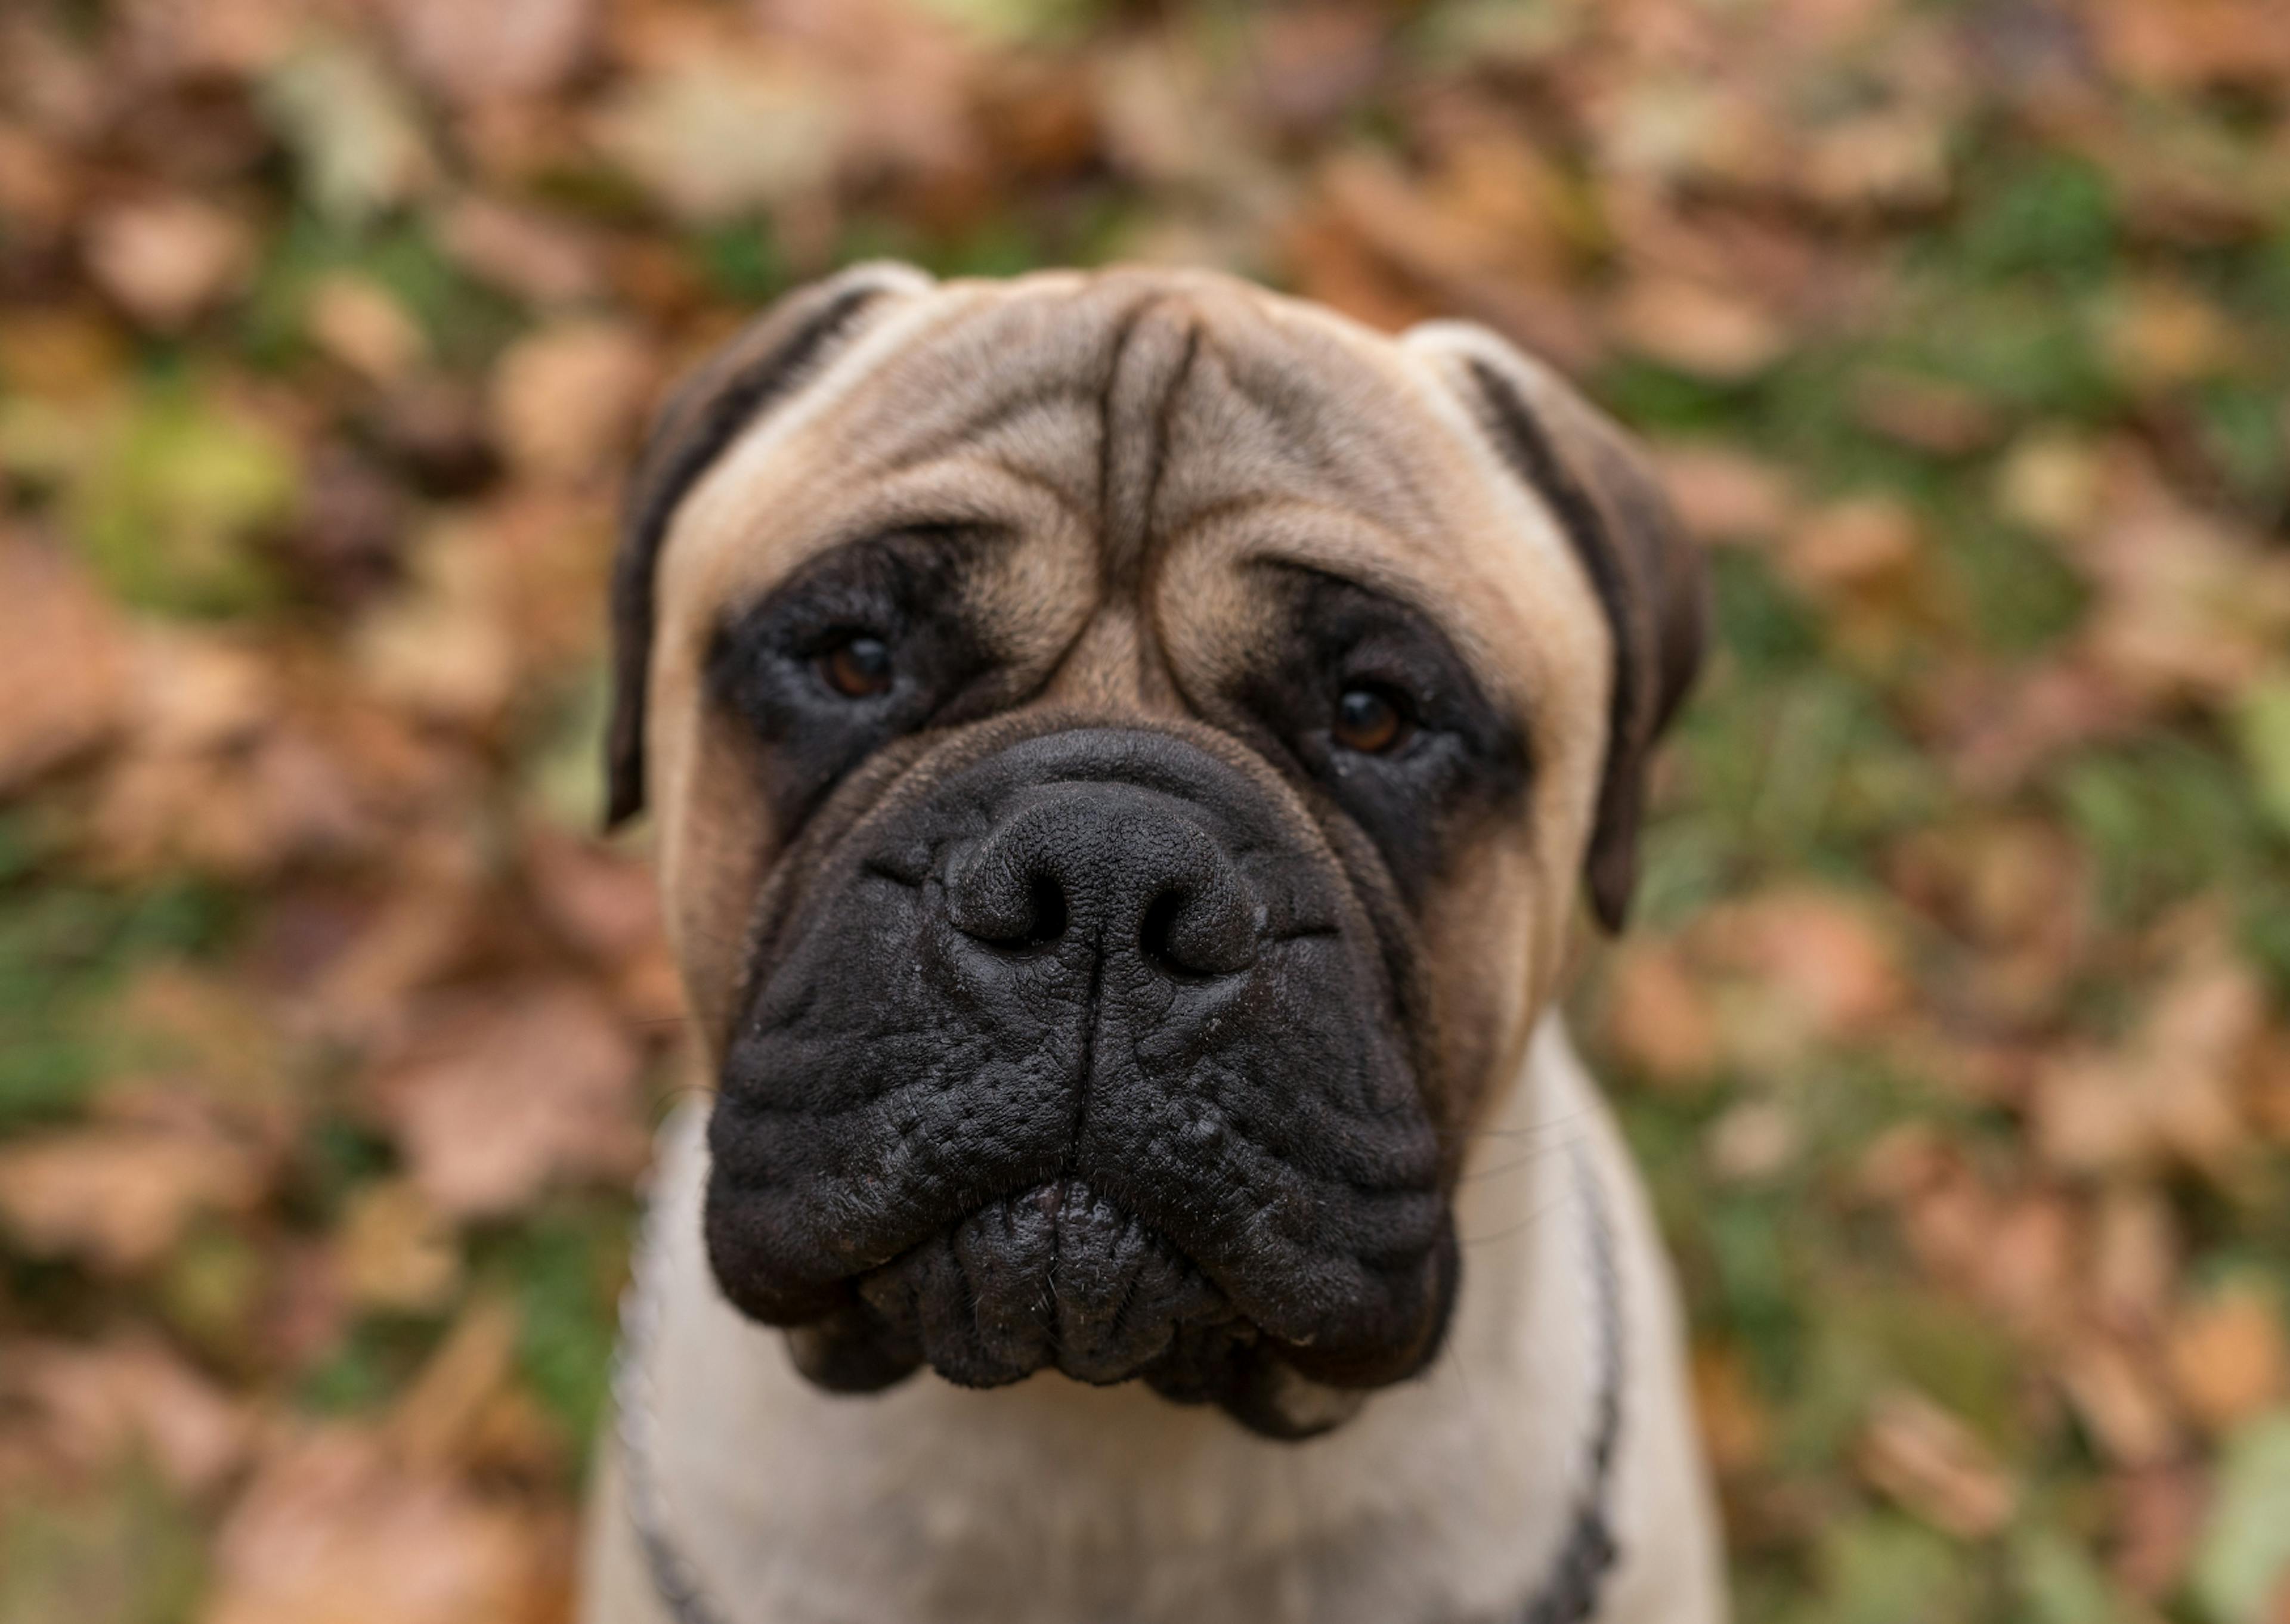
[488, 320, 654, 485]
[1602, 936, 1722, 1087]
[258, 42, 437, 224]
[1691, 1342, 1772, 1476]
[593, 58, 847, 222]
[338, 1180, 462, 1314]
[0, 1123, 263, 1272]
[1652, 443, 1796, 544]
[1705, 1098, 1802, 1184]
[307, 274, 428, 386]
[1607, 275, 1787, 380]
[1781, 495, 1920, 595]
[0, 528, 131, 795]
[82, 196, 252, 331]
[434, 197, 604, 306]
[205, 1426, 555, 1624]
[1850, 370, 1998, 455]
[2169, 1287, 2289, 1436]
[1857, 1387, 2020, 1539]
[2032, 940, 2263, 1177]
[390, 1299, 521, 1472]
[2057, 1333, 2184, 1468]
[367, 982, 644, 1219]
[376, 0, 599, 107]
[1, 1334, 252, 1496]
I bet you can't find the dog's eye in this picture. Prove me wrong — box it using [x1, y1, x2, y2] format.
[819, 633, 895, 699]
[1332, 684, 1412, 754]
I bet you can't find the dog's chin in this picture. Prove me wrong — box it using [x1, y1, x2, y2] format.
[715, 1178, 1451, 1441]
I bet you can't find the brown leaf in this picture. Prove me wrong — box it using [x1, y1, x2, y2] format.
[205, 1427, 554, 1624]
[368, 983, 644, 1219]
[1850, 370, 1998, 455]
[1652, 444, 1796, 545]
[377, 0, 599, 107]
[434, 197, 604, 307]
[389, 1298, 520, 1473]
[1856, 1387, 2019, 1539]
[1, 1334, 252, 1496]
[307, 274, 428, 385]
[2056, 1333, 2184, 1468]
[0, 1123, 262, 1272]
[1689, 887, 1907, 1066]
[1780, 495, 1920, 596]
[338, 1180, 462, 1315]
[593, 58, 847, 222]
[82, 196, 252, 331]
[2032, 939, 2264, 1177]
[1602, 937, 1722, 1087]
[0, 528, 131, 795]
[1704, 1098, 1803, 1185]
[488, 320, 655, 485]
[1691, 1343, 1772, 1476]
[1607, 275, 1786, 380]
[1994, 430, 2105, 538]
[2166, 1284, 2289, 1435]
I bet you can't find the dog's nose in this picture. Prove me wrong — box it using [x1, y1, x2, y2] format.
[945, 783, 1258, 979]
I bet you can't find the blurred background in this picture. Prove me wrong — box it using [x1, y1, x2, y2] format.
[1, 0, 2288, 1620]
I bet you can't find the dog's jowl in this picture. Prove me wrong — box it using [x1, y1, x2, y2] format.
[582, 265, 1725, 1624]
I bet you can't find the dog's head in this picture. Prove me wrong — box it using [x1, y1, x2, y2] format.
[608, 265, 1703, 1437]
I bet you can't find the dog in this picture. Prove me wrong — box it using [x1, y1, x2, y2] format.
[578, 264, 1723, 1624]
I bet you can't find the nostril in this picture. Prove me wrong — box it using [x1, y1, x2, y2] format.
[1022, 875, 1067, 951]
[1138, 889, 1196, 980]
[949, 856, 1069, 954]
[1139, 884, 1255, 981]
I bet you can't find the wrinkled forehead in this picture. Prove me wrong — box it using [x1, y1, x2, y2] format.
[655, 268, 1602, 699]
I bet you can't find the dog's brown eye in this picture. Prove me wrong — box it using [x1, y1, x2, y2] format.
[1333, 685, 1410, 754]
[820, 634, 894, 699]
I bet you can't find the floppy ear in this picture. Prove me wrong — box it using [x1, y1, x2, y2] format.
[1404, 323, 1707, 931]
[604, 262, 936, 830]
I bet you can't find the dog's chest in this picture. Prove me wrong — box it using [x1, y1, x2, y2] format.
[609, 1089, 1620, 1624]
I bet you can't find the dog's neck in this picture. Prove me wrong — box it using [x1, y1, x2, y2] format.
[623, 1016, 1634, 1624]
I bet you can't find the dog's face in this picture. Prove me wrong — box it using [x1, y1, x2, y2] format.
[607, 266, 1703, 1437]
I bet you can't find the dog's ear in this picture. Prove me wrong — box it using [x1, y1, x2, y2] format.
[1404, 323, 1707, 931]
[604, 262, 936, 830]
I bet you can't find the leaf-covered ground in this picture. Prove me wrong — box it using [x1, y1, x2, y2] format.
[2, 2, 2288, 1620]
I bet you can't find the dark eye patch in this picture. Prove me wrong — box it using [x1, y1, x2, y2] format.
[707, 529, 1007, 833]
[1231, 565, 1529, 901]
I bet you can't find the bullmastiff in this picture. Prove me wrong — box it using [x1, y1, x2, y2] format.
[580, 264, 1723, 1624]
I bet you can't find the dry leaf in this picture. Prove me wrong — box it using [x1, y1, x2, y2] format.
[308, 274, 428, 385]
[338, 1180, 462, 1313]
[1607, 276, 1786, 380]
[2167, 1285, 2289, 1435]
[377, 0, 598, 107]
[0, 1124, 262, 1272]
[1856, 1387, 2019, 1539]
[368, 982, 644, 1219]
[205, 1427, 553, 1624]
[2032, 941, 2263, 1177]
[0, 528, 131, 795]
[390, 1298, 521, 1472]
[1, 1334, 252, 1496]
[435, 197, 604, 306]
[1691, 1343, 1771, 1476]
[489, 320, 654, 485]
[2056, 1333, 2183, 1468]
[82, 196, 252, 331]
[1653, 444, 1796, 544]
[594, 59, 846, 222]
[1602, 937, 1722, 1086]
[1781, 495, 1920, 594]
